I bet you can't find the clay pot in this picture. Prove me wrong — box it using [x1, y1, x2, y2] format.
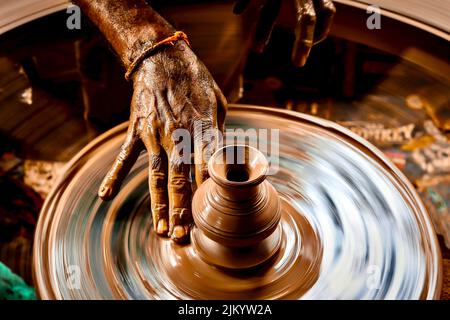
[33, 105, 441, 299]
[191, 145, 282, 270]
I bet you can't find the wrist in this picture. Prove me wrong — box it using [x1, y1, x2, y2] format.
[126, 24, 176, 63]
[126, 31, 191, 81]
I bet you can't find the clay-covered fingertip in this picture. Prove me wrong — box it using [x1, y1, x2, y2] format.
[171, 225, 190, 244]
[291, 51, 309, 68]
[98, 185, 114, 200]
[294, 58, 307, 67]
[156, 218, 169, 236]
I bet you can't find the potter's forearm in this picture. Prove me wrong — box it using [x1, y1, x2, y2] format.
[73, 0, 175, 68]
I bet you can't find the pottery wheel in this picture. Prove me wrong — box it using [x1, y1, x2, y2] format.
[33, 105, 442, 299]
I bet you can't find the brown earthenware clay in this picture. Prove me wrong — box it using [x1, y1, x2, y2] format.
[33, 106, 441, 299]
[192, 145, 282, 270]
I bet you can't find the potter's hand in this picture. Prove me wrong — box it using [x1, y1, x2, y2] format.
[99, 42, 226, 243]
[234, 0, 336, 66]
[73, 0, 226, 243]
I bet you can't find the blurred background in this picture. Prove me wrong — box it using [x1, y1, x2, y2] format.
[0, 0, 449, 298]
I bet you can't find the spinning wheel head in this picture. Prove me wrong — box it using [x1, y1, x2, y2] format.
[33, 105, 442, 300]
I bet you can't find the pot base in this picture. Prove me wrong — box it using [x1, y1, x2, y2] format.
[33, 105, 441, 299]
[131, 196, 321, 299]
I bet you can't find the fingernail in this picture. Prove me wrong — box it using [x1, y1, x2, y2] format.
[173, 225, 185, 238]
[156, 219, 169, 235]
[171, 225, 189, 243]
[98, 185, 110, 199]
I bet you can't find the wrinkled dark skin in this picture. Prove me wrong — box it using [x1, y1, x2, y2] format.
[101, 43, 226, 243]
[74, 0, 226, 243]
[74, 0, 333, 243]
[234, 0, 336, 66]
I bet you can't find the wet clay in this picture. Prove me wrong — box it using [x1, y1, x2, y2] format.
[33, 106, 441, 300]
[192, 145, 282, 270]
[72, 0, 336, 243]
[100, 145, 322, 299]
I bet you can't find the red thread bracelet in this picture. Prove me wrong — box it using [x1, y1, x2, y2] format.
[125, 31, 191, 81]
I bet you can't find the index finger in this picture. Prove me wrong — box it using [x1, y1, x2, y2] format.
[292, 0, 316, 67]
